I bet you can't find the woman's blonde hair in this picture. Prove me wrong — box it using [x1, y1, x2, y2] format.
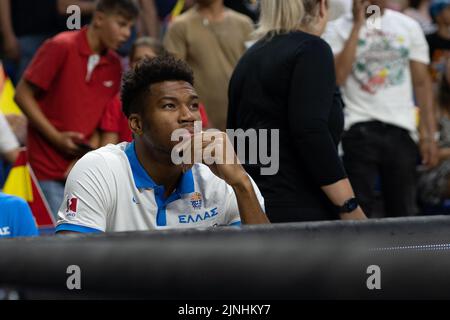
[253, 0, 322, 40]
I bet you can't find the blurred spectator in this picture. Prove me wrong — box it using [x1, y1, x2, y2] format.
[228, 0, 366, 222]
[323, 0, 438, 217]
[164, 0, 253, 131]
[427, 0, 450, 90]
[0, 192, 38, 238]
[0, 111, 20, 165]
[404, 0, 436, 34]
[14, 0, 138, 217]
[99, 37, 163, 146]
[223, 0, 259, 23]
[418, 59, 450, 206]
[0, 0, 60, 84]
[0, 0, 100, 84]
[99, 37, 210, 146]
[329, 0, 353, 21]
[138, 0, 161, 38]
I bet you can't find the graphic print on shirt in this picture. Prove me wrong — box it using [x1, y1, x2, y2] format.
[353, 29, 409, 94]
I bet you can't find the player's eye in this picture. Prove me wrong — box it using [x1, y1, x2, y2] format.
[163, 104, 176, 109]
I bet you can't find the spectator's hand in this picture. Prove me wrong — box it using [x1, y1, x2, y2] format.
[420, 138, 439, 169]
[5, 114, 27, 145]
[352, 0, 369, 28]
[3, 33, 21, 61]
[54, 131, 85, 157]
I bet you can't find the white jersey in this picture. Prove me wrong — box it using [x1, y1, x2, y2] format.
[56, 142, 265, 233]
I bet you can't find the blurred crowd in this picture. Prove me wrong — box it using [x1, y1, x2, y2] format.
[2, 0, 450, 236]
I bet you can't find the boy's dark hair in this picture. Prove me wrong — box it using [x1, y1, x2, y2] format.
[121, 54, 195, 117]
[96, 0, 139, 20]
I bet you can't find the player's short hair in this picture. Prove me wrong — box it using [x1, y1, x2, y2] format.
[96, 0, 139, 20]
[121, 54, 195, 117]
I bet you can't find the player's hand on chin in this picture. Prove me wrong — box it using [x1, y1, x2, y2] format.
[177, 131, 248, 187]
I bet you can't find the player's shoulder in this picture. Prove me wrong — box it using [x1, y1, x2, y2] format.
[0, 192, 27, 208]
[71, 143, 129, 177]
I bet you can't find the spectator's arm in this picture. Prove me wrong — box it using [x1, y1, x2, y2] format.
[0, 0, 20, 60]
[138, 0, 160, 38]
[56, 0, 96, 15]
[411, 60, 439, 168]
[15, 79, 84, 156]
[333, 25, 361, 86]
[289, 39, 366, 220]
[331, 0, 366, 85]
[0, 112, 20, 163]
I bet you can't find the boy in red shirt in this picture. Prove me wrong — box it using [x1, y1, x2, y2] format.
[14, 0, 138, 217]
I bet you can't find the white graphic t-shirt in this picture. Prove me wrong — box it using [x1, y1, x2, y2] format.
[323, 9, 430, 133]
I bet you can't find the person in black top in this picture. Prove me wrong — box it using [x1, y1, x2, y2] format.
[227, 0, 366, 222]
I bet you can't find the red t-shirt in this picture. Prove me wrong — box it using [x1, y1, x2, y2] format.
[100, 94, 210, 142]
[24, 27, 122, 180]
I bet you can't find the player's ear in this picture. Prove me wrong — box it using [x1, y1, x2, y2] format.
[129, 114, 143, 136]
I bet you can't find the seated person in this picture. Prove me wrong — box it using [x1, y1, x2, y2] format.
[0, 192, 39, 238]
[418, 58, 450, 206]
[56, 55, 269, 234]
[99, 36, 210, 146]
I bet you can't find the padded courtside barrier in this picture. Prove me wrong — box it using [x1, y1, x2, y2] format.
[1, 215, 450, 299]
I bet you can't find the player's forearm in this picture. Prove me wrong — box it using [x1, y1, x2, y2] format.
[335, 25, 361, 86]
[15, 80, 60, 145]
[231, 175, 270, 225]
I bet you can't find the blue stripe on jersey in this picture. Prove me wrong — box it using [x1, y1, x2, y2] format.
[56, 223, 103, 233]
[125, 141, 196, 227]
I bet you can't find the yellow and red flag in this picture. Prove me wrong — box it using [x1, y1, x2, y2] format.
[0, 62, 22, 115]
[3, 149, 55, 228]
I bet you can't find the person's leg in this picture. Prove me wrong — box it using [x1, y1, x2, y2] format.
[380, 128, 419, 217]
[39, 180, 66, 220]
[342, 123, 382, 217]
